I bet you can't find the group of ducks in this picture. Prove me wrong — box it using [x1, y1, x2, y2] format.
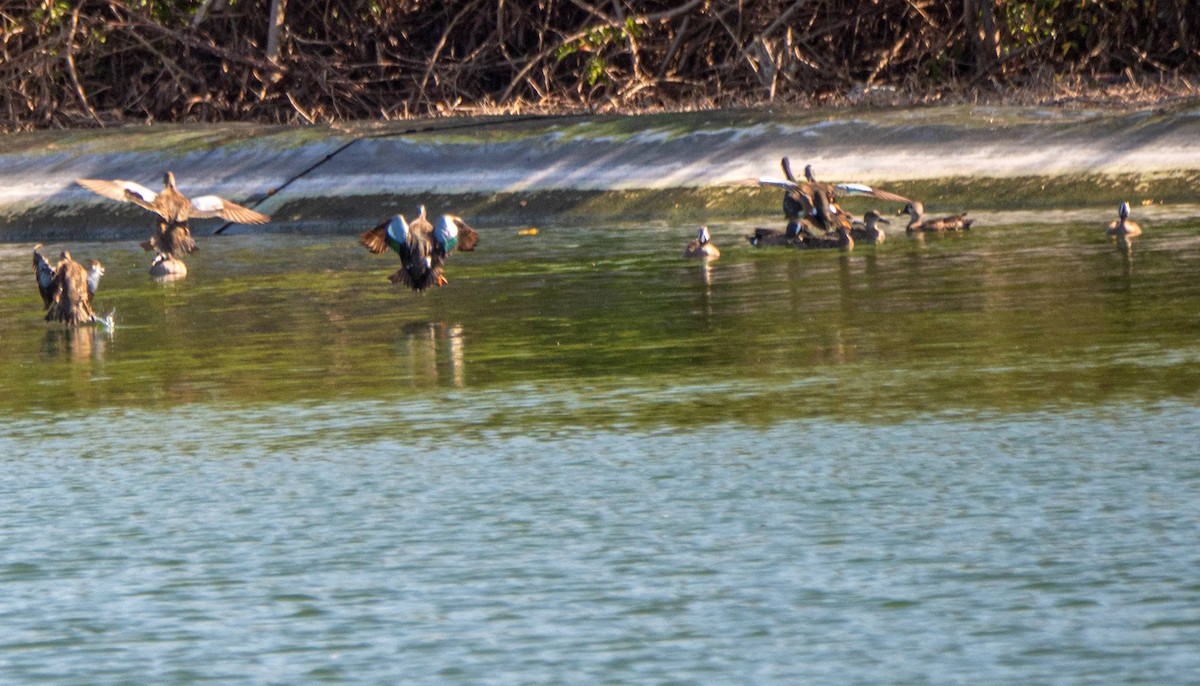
[684, 157, 975, 259]
[32, 171, 479, 326]
[33, 158, 1147, 327]
[684, 156, 1145, 260]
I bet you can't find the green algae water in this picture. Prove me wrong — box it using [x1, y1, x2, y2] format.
[1, 210, 1199, 683]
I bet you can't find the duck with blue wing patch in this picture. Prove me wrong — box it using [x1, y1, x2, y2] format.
[360, 206, 479, 292]
[33, 245, 110, 327]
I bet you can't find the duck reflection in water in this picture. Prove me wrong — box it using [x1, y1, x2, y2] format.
[398, 321, 465, 387]
[41, 325, 113, 362]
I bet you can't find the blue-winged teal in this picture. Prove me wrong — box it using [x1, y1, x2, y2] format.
[360, 206, 479, 292]
[1106, 201, 1142, 250]
[763, 158, 910, 234]
[850, 210, 889, 244]
[77, 172, 270, 260]
[898, 201, 974, 233]
[34, 246, 107, 326]
[683, 226, 720, 259]
[747, 220, 815, 247]
[800, 224, 854, 251]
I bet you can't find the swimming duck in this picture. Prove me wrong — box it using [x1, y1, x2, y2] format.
[33, 246, 107, 326]
[850, 210, 889, 244]
[898, 201, 974, 233]
[747, 220, 813, 247]
[76, 172, 270, 259]
[683, 226, 720, 259]
[360, 206, 479, 292]
[799, 224, 854, 251]
[1106, 201, 1142, 250]
[149, 252, 188, 279]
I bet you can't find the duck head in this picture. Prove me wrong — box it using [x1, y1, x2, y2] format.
[1118, 201, 1131, 220]
[86, 259, 105, 292]
[696, 226, 711, 244]
[863, 210, 890, 227]
[164, 171, 177, 189]
[898, 201, 924, 218]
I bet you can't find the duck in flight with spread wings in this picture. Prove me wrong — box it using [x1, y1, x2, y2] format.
[359, 206, 479, 292]
[76, 172, 270, 266]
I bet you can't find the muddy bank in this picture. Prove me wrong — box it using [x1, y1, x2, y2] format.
[3, 106, 1200, 240]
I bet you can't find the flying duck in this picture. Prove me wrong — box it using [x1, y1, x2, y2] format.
[34, 245, 109, 326]
[76, 171, 270, 260]
[898, 201, 974, 234]
[683, 226, 720, 259]
[850, 210, 890, 244]
[360, 206, 479, 292]
[1106, 201, 1142, 251]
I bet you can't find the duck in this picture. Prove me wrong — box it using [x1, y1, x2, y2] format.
[747, 220, 813, 247]
[898, 201, 974, 233]
[850, 210, 889, 244]
[683, 226, 720, 259]
[799, 224, 854, 251]
[360, 206, 479, 292]
[762, 158, 910, 233]
[149, 252, 188, 279]
[33, 246, 108, 326]
[76, 171, 270, 260]
[1106, 201, 1142, 251]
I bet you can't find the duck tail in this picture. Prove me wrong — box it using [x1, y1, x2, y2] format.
[388, 267, 439, 292]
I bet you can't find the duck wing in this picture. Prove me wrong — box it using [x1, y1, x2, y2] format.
[434, 214, 479, 254]
[76, 178, 158, 204]
[33, 246, 56, 308]
[45, 259, 94, 325]
[188, 195, 270, 224]
[831, 183, 912, 204]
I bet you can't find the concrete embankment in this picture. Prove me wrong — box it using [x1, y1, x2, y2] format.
[3, 106, 1200, 240]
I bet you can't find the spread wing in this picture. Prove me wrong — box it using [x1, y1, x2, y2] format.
[33, 246, 56, 308]
[832, 183, 912, 204]
[188, 195, 270, 224]
[434, 215, 479, 254]
[76, 178, 157, 204]
[359, 220, 393, 255]
[758, 176, 802, 191]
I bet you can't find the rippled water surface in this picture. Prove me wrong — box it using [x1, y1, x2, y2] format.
[1, 208, 1198, 684]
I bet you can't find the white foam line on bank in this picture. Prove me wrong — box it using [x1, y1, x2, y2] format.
[3, 109, 1200, 213]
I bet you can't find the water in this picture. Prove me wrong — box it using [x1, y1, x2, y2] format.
[1, 208, 1198, 683]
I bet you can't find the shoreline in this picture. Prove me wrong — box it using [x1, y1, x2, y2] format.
[4, 104, 1200, 240]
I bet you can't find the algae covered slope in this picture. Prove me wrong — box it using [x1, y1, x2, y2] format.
[4, 107, 1200, 239]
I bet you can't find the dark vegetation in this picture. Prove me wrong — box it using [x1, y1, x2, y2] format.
[3, 0, 1200, 132]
